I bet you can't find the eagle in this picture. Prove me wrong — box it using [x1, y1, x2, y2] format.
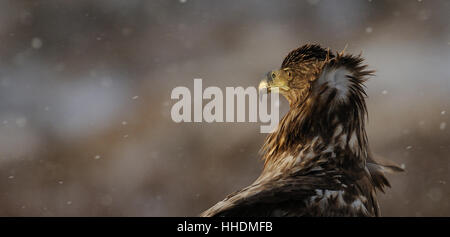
[201, 44, 403, 217]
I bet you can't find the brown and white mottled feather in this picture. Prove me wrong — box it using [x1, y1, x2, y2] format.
[201, 44, 402, 217]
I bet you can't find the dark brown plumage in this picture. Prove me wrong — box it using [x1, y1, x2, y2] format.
[201, 44, 402, 217]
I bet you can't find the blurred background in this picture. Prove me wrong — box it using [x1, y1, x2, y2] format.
[0, 0, 448, 216]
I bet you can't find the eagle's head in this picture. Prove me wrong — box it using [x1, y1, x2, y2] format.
[259, 44, 334, 106]
[260, 44, 375, 172]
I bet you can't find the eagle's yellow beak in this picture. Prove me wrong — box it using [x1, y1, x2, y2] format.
[259, 70, 290, 94]
[258, 79, 270, 93]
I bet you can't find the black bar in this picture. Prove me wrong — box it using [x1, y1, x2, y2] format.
[0, 217, 447, 235]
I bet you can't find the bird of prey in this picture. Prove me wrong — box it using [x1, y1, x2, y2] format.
[201, 44, 403, 217]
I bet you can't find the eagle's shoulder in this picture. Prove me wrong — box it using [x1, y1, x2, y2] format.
[201, 168, 377, 217]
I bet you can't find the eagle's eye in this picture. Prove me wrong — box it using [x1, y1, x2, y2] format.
[287, 71, 292, 78]
[271, 73, 276, 79]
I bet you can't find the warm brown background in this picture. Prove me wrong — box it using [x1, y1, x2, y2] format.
[0, 0, 448, 216]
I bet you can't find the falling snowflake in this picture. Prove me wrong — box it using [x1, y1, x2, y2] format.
[94, 155, 101, 160]
[439, 122, 446, 130]
[381, 90, 388, 95]
[31, 37, 43, 49]
[16, 117, 27, 128]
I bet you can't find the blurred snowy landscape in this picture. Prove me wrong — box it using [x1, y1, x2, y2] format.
[0, 0, 448, 216]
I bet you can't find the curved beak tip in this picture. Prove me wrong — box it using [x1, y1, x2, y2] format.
[258, 80, 269, 92]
